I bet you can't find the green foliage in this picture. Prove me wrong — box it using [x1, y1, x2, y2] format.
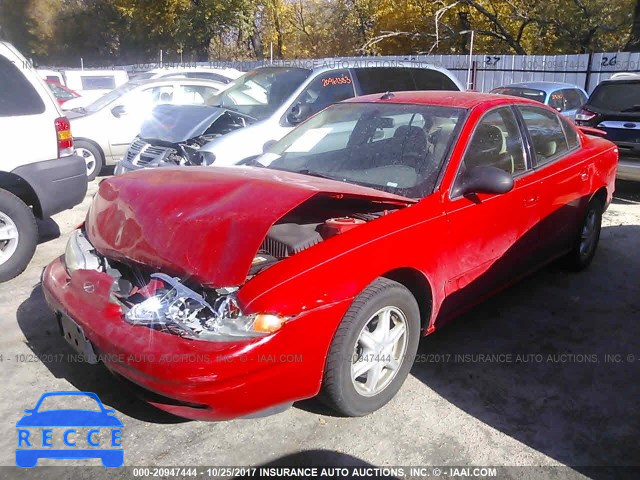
[0, 0, 638, 64]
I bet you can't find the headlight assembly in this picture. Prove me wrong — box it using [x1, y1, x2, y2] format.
[64, 229, 101, 273]
[124, 273, 288, 340]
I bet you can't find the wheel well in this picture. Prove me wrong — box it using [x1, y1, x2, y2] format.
[0, 172, 42, 218]
[382, 268, 433, 330]
[75, 137, 106, 161]
[592, 187, 607, 208]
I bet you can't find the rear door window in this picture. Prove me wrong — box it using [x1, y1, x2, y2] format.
[354, 68, 415, 94]
[564, 89, 586, 110]
[518, 106, 571, 166]
[0, 56, 45, 116]
[560, 116, 580, 149]
[548, 90, 566, 111]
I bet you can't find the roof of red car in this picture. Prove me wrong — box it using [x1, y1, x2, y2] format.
[344, 90, 535, 109]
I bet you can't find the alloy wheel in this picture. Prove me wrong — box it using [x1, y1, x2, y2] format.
[77, 147, 96, 177]
[351, 306, 409, 397]
[0, 211, 19, 266]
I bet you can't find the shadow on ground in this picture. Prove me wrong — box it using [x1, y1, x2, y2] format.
[409, 223, 640, 474]
[36, 218, 60, 245]
[15, 219, 640, 473]
[16, 284, 187, 425]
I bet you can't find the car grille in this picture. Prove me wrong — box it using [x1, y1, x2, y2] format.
[127, 138, 176, 166]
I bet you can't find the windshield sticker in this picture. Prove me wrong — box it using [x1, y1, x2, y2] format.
[285, 128, 332, 153]
[322, 75, 352, 87]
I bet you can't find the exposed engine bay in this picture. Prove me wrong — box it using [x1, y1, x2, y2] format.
[251, 196, 399, 275]
[66, 195, 401, 340]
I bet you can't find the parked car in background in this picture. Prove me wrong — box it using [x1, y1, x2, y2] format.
[37, 68, 65, 85]
[575, 73, 640, 181]
[490, 82, 588, 120]
[60, 69, 130, 111]
[130, 67, 243, 84]
[45, 80, 81, 106]
[115, 64, 463, 174]
[0, 42, 87, 282]
[44, 92, 616, 420]
[68, 77, 226, 180]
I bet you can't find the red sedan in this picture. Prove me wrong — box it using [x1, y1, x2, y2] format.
[43, 92, 618, 420]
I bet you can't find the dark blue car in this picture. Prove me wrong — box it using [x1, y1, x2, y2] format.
[16, 391, 123, 468]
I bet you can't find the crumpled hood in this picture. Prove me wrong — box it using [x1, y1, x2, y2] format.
[86, 166, 414, 286]
[138, 104, 228, 144]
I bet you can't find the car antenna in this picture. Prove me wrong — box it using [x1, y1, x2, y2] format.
[380, 91, 395, 100]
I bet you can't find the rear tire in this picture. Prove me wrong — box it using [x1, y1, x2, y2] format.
[320, 278, 420, 416]
[0, 189, 38, 282]
[75, 140, 104, 181]
[563, 197, 603, 271]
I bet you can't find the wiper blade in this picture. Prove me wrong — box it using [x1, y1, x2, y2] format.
[295, 169, 340, 181]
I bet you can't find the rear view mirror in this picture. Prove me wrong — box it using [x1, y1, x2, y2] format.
[455, 165, 514, 197]
[111, 105, 127, 118]
[287, 103, 312, 125]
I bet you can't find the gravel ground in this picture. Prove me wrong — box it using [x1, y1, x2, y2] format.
[0, 177, 638, 479]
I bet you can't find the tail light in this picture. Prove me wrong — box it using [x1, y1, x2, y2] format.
[575, 108, 597, 123]
[55, 116, 74, 157]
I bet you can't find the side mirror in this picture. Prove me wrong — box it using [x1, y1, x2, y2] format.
[287, 103, 312, 125]
[111, 105, 127, 118]
[263, 139, 277, 153]
[455, 165, 514, 197]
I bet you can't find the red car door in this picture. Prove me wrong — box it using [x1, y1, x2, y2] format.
[437, 106, 541, 322]
[516, 106, 592, 262]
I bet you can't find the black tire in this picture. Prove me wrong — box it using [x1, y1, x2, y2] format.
[563, 197, 603, 271]
[0, 189, 38, 282]
[320, 278, 420, 416]
[75, 140, 104, 181]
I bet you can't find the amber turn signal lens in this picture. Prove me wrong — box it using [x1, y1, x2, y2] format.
[253, 314, 287, 333]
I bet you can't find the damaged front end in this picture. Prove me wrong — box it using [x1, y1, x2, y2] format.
[64, 229, 288, 341]
[75, 167, 414, 341]
[118, 104, 254, 173]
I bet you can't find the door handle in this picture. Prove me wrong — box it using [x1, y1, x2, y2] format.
[580, 171, 589, 181]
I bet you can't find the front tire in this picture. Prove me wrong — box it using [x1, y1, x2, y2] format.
[320, 278, 420, 416]
[0, 189, 38, 282]
[564, 197, 603, 271]
[75, 140, 104, 181]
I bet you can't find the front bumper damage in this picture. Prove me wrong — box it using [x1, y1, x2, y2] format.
[42, 257, 351, 420]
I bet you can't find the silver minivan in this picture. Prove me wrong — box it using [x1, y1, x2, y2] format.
[116, 64, 463, 174]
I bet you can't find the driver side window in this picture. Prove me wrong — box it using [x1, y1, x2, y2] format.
[461, 107, 526, 174]
[453, 107, 526, 195]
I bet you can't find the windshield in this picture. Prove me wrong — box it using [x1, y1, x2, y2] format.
[207, 67, 311, 120]
[491, 87, 546, 104]
[589, 81, 640, 112]
[257, 102, 465, 198]
[84, 81, 140, 113]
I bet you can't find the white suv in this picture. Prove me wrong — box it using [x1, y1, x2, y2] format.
[0, 42, 87, 282]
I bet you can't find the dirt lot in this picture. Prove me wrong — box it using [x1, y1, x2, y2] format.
[0, 178, 638, 479]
